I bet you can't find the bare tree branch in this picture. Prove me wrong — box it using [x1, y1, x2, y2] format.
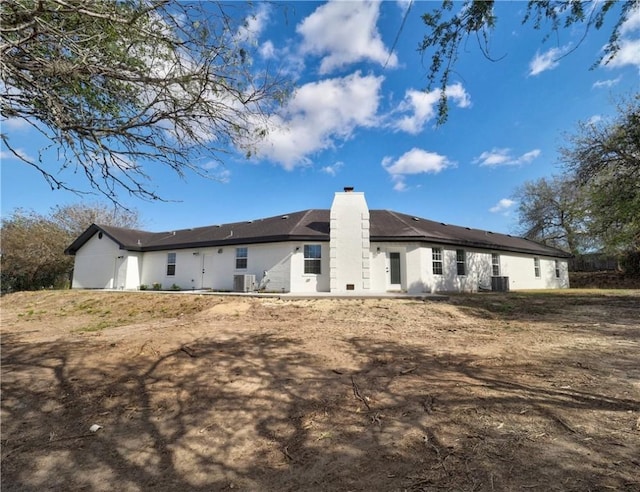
[1, 0, 290, 205]
[418, 0, 637, 124]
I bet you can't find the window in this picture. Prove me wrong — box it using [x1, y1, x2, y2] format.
[491, 253, 500, 276]
[235, 247, 248, 269]
[432, 247, 443, 275]
[304, 244, 322, 274]
[555, 260, 561, 278]
[167, 252, 176, 276]
[456, 249, 466, 276]
[534, 257, 540, 278]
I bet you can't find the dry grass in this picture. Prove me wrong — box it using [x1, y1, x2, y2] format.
[2, 289, 639, 491]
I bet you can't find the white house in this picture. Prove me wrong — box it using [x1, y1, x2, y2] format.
[65, 188, 571, 294]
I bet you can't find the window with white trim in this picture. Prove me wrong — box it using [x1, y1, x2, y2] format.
[534, 257, 541, 278]
[456, 249, 466, 276]
[304, 244, 322, 274]
[432, 247, 443, 275]
[235, 247, 248, 269]
[491, 253, 500, 276]
[555, 260, 561, 278]
[167, 252, 176, 276]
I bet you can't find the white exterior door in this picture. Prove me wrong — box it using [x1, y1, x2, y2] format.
[200, 254, 214, 289]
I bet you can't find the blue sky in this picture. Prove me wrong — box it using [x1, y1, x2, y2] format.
[1, 1, 639, 235]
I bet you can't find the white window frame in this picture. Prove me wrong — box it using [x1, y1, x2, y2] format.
[303, 244, 322, 275]
[534, 257, 541, 278]
[555, 260, 561, 278]
[491, 253, 500, 276]
[235, 247, 248, 270]
[432, 247, 443, 275]
[456, 249, 466, 276]
[167, 252, 176, 276]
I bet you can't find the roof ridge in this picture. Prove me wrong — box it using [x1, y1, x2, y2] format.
[386, 210, 426, 236]
[290, 209, 315, 233]
[95, 223, 151, 234]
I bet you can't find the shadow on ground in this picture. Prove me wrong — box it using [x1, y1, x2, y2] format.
[2, 308, 639, 492]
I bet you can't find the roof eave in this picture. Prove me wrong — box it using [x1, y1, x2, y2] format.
[370, 235, 572, 258]
[139, 234, 331, 252]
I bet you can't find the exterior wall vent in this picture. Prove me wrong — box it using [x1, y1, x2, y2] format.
[233, 274, 256, 292]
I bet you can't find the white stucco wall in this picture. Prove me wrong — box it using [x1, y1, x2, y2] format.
[71, 220, 569, 293]
[289, 242, 330, 293]
[330, 191, 371, 292]
[369, 242, 426, 294]
[72, 232, 124, 289]
[500, 254, 569, 290]
[140, 250, 193, 290]
[137, 242, 305, 292]
[368, 247, 387, 292]
[367, 243, 569, 294]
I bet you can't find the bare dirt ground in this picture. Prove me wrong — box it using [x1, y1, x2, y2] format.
[2, 289, 639, 492]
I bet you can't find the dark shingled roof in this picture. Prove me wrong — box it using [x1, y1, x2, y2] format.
[65, 209, 571, 258]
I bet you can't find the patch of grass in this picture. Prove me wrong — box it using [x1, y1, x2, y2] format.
[73, 320, 113, 333]
[17, 309, 47, 318]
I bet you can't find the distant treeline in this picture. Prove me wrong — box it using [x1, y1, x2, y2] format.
[569, 252, 640, 275]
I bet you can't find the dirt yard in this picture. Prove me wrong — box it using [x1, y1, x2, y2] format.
[2, 290, 639, 491]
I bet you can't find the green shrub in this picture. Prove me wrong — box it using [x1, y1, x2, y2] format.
[152, 282, 162, 291]
[139, 284, 148, 291]
[169, 283, 181, 291]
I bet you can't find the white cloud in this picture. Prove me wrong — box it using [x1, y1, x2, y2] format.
[235, 4, 270, 43]
[620, 5, 640, 35]
[396, 0, 412, 11]
[518, 149, 541, 163]
[394, 83, 471, 134]
[601, 5, 640, 70]
[489, 198, 515, 213]
[1, 118, 31, 131]
[588, 114, 602, 125]
[321, 161, 344, 176]
[528, 44, 571, 76]
[604, 38, 640, 70]
[297, 0, 398, 74]
[259, 40, 276, 59]
[592, 76, 622, 89]
[201, 161, 231, 183]
[0, 147, 33, 161]
[255, 72, 384, 169]
[382, 148, 454, 191]
[391, 176, 408, 192]
[474, 148, 541, 167]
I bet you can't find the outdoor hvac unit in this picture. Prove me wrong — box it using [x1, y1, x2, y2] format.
[491, 276, 510, 292]
[233, 274, 256, 292]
